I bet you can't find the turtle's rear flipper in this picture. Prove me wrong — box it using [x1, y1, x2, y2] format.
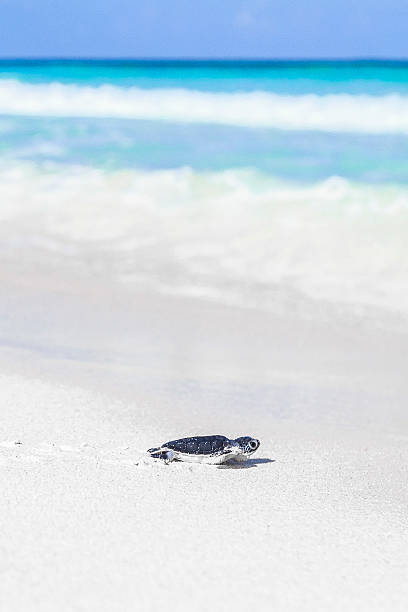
[147, 448, 175, 464]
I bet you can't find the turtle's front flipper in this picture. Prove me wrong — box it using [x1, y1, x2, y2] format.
[162, 450, 175, 464]
[148, 448, 175, 464]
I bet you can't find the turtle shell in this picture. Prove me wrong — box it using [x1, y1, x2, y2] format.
[164, 435, 230, 456]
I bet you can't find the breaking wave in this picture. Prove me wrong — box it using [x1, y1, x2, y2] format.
[1, 162, 408, 316]
[2, 79, 408, 133]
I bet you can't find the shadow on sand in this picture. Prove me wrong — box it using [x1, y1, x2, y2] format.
[217, 457, 275, 470]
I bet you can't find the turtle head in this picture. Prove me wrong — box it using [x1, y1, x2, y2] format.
[234, 436, 260, 455]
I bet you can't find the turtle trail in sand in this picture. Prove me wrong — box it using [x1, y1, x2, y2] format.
[147, 435, 260, 465]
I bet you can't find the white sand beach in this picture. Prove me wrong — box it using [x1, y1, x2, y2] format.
[1, 265, 407, 611]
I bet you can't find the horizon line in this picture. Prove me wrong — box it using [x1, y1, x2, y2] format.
[1, 56, 408, 63]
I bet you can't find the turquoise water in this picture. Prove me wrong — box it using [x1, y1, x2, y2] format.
[2, 60, 408, 94]
[1, 60, 408, 181]
[2, 115, 408, 183]
[1, 61, 407, 314]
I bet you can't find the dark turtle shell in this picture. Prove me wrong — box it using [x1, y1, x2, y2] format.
[164, 435, 231, 456]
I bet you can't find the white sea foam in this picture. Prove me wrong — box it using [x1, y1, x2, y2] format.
[2, 79, 408, 133]
[1, 162, 408, 316]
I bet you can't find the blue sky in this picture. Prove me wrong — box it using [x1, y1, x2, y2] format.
[1, 0, 408, 58]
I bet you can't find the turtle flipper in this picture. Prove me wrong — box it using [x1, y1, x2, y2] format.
[162, 450, 175, 464]
[148, 447, 175, 464]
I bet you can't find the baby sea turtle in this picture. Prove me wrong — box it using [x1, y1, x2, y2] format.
[147, 435, 260, 465]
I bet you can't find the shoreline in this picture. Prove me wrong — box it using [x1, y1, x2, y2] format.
[1, 262, 408, 429]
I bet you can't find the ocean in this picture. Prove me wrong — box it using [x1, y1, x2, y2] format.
[1, 60, 407, 317]
[2, 62, 408, 612]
